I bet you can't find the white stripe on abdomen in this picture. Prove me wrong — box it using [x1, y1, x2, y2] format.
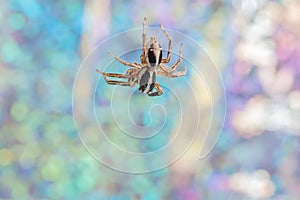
[143, 71, 153, 93]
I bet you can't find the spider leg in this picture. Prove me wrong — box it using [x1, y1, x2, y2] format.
[140, 17, 147, 65]
[133, 62, 141, 67]
[160, 24, 173, 64]
[96, 69, 132, 86]
[96, 69, 129, 78]
[148, 83, 164, 96]
[160, 43, 183, 73]
[157, 67, 187, 78]
[104, 80, 131, 86]
[108, 52, 139, 68]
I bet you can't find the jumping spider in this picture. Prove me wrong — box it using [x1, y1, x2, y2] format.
[96, 17, 186, 96]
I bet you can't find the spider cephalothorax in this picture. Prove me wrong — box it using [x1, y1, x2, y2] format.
[96, 17, 186, 96]
[146, 37, 162, 67]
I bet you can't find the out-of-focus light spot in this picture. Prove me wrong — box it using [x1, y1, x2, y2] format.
[234, 62, 251, 76]
[286, 1, 300, 25]
[19, 143, 39, 168]
[8, 13, 26, 31]
[259, 68, 293, 95]
[41, 155, 65, 182]
[228, 169, 275, 198]
[52, 181, 68, 199]
[232, 0, 261, 16]
[241, 0, 258, 15]
[0, 38, 19, 63]
[1, 168, 17, 183]
[23, 21, 40, 38]
[232, 95, 300, 136]
[43, 122, 62, 144]
[236, 41, 277, 68]
[11, 183, 28, 199]
[130, 176, 152, 193]
[142, 191, 160, 200]
[0, 148, 14, 165]
[232, 16, 247, 33]
[16, 0, 42, 19]
[232, 96, 265, 137]
[10, 101, 28, 122]
[266, 103, 291, 131]
[288, 90, 300, 111]
[276, 68, 293, 93]
[74, 172, 97, 193]
[60, 116, 76, 136]
[244, 13, 274, 42]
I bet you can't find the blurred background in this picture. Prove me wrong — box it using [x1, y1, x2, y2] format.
[1, 0, 300, 199]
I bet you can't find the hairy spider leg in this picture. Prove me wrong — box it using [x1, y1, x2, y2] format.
[140, 17, 147, 65]
[96, 69, 131, 86]
[159, 43, 184, 74]
[157, 67, 186, 78]
[160, 24, 173, 64]
[108, 52, 140, 68]
[147, 83, 164, 96]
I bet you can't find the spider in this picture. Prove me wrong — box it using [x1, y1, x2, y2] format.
[96, 17, 186, 96]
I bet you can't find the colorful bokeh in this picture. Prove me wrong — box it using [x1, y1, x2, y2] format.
[1, 0, 300, 199]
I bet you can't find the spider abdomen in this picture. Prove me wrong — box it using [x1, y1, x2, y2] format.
[138, 67, 156, 93]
